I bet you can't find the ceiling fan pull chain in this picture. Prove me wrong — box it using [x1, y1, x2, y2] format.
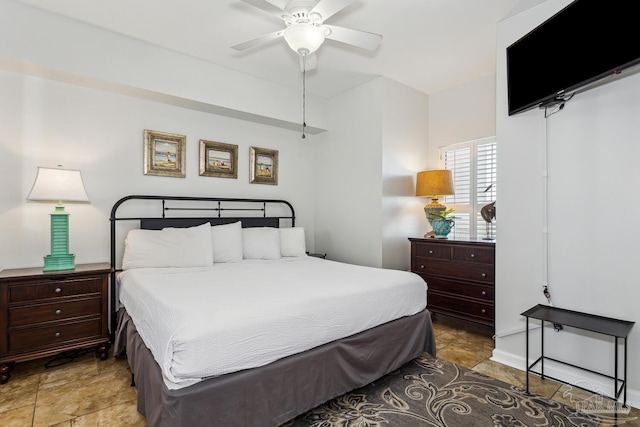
[302, 53, 307, 139]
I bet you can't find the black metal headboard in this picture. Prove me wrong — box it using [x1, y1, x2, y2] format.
[109, 195, 295, 336]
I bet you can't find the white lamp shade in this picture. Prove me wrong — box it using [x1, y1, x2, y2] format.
[27, 167, 90, 202]
[284, 23, 326, 54]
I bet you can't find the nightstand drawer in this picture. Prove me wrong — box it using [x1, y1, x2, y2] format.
[9, 298, 102, 327]
[9, 278, 102, 303]
[9, 318, 102, 352]
[452, 246, 495, 264]
[412, 242, 451, 260]
[428, 292, 494, 321]
[425, 276, 493, 302]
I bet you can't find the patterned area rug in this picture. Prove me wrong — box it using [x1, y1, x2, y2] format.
[284, 354, 600, 427]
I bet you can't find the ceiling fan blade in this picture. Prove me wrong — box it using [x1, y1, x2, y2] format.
[231, 30, 284, 51]
[239, 0, 290, 19]
[310, 0, 354, 22]
[299, 53, 318, 72]
[323, 25, 382, 51]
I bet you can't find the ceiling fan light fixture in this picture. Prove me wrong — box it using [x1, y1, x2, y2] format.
[284, 23, 325, 55]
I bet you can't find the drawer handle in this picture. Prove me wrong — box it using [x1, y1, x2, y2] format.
[481, 309, 486, 314]
[428, 250, 434, 254]
[420, 265, 425, 269]
[470, 253, 475, 258]
[55, 288, 62, 293]
[481, 273, 487, 277]
[55, 309, 62, 315]
[55, 332, 61, 337]
[481, 291, 486, 296]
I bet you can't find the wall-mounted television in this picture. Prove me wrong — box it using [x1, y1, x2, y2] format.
[507, 0, 640, 116]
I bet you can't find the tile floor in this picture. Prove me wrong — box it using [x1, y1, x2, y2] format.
[1, 317, 638, 426]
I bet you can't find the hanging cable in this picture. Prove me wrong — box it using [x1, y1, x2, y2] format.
[541, 111, 549, 294]
[542, 113, 562, 332]
[301, 53, 307, 139]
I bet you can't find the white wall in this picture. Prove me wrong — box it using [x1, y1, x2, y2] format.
[495, 0, 640, 405]
[427, 74, 497, 169]
[0, 70, 317, 269]
[314, 79, 384, 267]
[381, 78, 429, 270]
[314, 77, 429, 270]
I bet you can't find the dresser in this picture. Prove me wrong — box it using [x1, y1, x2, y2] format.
[409, 238, 495, 334]
[0, 263, 111, 383]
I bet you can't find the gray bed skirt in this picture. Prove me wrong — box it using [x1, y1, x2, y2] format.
[114, 308, 436, 427]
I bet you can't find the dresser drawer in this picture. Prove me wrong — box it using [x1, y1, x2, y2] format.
[9, 297, 102, 327]
[428, 292, 494, 322]
[412, 242, 451, 260]
[452, 245, 495, 264]
[8, 318, 102, 353]
[424, 276, 494, 302]
[413, 259, 494, 284]
[9, 277, 102, 303]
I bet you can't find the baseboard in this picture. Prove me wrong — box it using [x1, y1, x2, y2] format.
[491, 349, 640, 409]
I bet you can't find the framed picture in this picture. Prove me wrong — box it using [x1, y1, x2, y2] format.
[143, 130, 186, 178]
[249, 146, 278, 185]
[199, 140, 238, 179]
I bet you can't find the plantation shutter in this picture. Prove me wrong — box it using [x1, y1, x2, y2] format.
[476, 141, 497, 239]
[443, 143, 472, 238]
[444, 145, 471, 205]
[440, 137, 497, 240]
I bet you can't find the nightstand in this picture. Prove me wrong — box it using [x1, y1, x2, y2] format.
[0, 263, 111, 384]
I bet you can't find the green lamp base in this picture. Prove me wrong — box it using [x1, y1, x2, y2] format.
[43, 203, 76, 272]
[43, 253, 76, 272]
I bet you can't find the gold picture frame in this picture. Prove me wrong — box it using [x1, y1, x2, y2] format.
[199, 140, 238, 178]
[249, 146, 278, 185]
[143, 130, 186, 178]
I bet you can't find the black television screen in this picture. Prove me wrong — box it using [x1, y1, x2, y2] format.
[507, 0, 640, 116]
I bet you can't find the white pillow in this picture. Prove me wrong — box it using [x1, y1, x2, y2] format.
[211, 221, 243, 263]
[122, 223, 213, 270]
[280, 227, 307, 257]
[242, 227, 281, 260]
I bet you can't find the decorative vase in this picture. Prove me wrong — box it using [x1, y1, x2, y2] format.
[432, 218, 454, 239]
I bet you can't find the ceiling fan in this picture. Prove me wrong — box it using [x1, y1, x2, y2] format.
[232, 0, 383, 71]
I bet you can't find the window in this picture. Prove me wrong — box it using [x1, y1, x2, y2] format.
[441, 137, 496, 240]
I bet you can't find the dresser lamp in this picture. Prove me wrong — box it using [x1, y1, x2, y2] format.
[415, 170, 455, 225]
[27, 166, 90, 272]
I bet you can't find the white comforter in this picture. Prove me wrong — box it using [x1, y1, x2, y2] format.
[118, 257, 426, 387]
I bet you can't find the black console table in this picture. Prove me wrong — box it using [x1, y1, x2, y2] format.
[522, 304, 634, 403]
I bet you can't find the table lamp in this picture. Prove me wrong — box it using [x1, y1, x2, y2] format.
[415, 170, 455, 225]
[27, 166, 90, 271]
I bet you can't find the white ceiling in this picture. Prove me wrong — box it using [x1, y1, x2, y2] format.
[12, 0, 546, 98]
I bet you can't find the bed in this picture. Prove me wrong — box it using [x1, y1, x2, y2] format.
[110, 195, 436, 427]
